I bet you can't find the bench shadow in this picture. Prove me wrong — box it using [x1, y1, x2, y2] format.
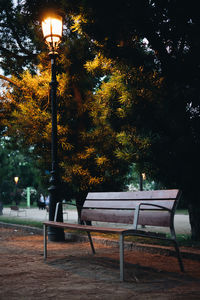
[47, 252, 197, 288]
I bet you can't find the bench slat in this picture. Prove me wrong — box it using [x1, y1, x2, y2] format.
[43, 221, 126, 234]
[83, 200, 175, 210]
[82, 209, 134, 224]
[44, 221, 167, 237]
[86, 190, 179, 200]
[81, 209, 171, 227]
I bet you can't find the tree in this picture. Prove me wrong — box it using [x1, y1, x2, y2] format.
[1, 35, 130, 219]
[64, 0, 200, 239]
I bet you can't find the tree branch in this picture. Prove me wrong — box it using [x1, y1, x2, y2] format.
[0, 75, 21, 88]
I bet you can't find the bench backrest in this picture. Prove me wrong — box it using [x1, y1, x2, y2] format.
[81, 190, 181, 227]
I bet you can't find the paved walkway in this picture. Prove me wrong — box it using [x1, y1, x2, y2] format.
[2, 207, 191, 235]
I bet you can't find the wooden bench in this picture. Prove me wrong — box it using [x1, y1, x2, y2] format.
[43, 189, 184, 281]
[9, 206, 27, 217]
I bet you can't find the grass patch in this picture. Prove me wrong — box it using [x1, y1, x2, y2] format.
[176, 209, 188, 215]
[173, 234, 200, 248]
[0, 215, 43, 229]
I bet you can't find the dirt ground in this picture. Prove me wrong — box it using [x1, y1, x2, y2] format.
[1, 226, 200, 299]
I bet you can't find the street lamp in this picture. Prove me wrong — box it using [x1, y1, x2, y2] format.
[139, 173, 146, 191]
[14, 176, 19, 205]
[14, 176, 19, 185]
[42, 13, 64, 241]
[42, 14, 63, 54]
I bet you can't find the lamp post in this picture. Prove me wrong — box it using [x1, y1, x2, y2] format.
[42, 13, 64, 241]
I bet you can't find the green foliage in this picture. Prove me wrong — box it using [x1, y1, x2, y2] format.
[85, 54, 165, 182]
[1, 35, 130, 204]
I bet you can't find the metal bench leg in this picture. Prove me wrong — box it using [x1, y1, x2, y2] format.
[173, 239, 184, 272]
[170, 226, 184, 272]
[87, 232, 95, 254]
[44, 224, 47, 260]
[119, 233, 124, 281]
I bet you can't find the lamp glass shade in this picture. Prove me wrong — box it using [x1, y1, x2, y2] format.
[141, 173, 146, 180]
[42, 14, 62, 52]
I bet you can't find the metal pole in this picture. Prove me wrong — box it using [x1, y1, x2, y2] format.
[27, 187, 31, 208]
[48, 53, 64, 241]
[139, 173, 143, 191]
[119, 234, 124, 281]
[44, 224, 47, 259]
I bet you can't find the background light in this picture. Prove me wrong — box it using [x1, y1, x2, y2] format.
[14, 176, 19, 184]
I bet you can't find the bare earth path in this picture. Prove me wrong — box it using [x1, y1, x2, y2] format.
[1, 226, 200, 299]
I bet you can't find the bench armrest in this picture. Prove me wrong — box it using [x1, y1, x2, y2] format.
[133, 202, 172, 230]
[138, 203, 172, 211]
[54, 202, 60, 222]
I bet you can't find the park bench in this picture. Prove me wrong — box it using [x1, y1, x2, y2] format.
[9, 205, 27, 217]
[43, 189, 184, 281]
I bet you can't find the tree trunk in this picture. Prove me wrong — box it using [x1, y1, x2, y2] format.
[76, 193, 91, 225]
[76, 198, 83, 224]
[0, 201, 3, 215]
[188, 203, 200, 241]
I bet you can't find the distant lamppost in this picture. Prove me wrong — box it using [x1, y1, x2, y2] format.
[14, 176, 19, 185]
[14, 176, 19, 205]
[139, 173, 146, 191]
[42, 13, 64, 241]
